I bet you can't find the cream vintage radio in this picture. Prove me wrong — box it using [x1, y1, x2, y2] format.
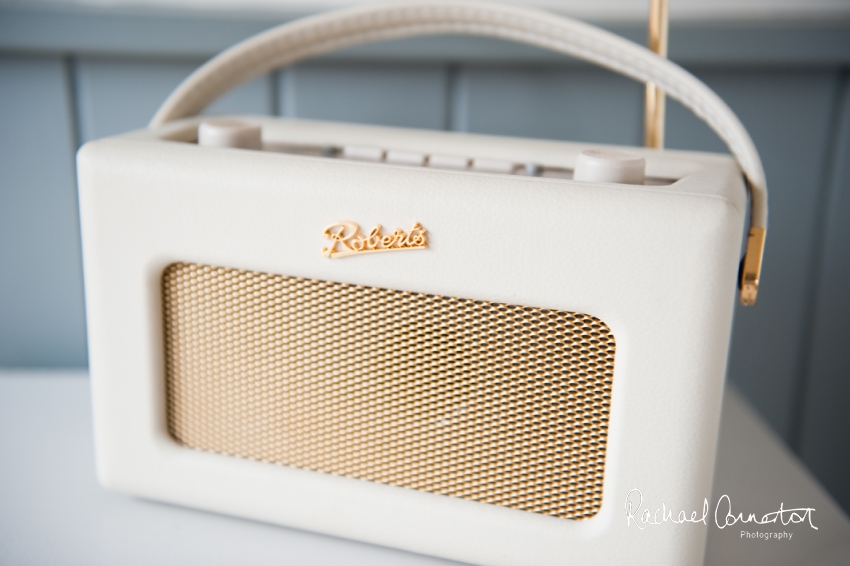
[76, 2, 767, 565]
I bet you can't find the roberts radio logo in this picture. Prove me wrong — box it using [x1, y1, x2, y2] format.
[322, 222, 428, 258]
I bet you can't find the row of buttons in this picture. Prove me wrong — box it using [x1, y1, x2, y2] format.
[340, 146, 650, 185]
[342, 145, 524, 175]
[197, 119, 649, 185]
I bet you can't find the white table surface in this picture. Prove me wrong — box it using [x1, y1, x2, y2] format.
[1, 371, 849, 566]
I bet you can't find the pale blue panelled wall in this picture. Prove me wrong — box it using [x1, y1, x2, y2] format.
[1, 6, 849, 515]
[0, 56, 85, 367]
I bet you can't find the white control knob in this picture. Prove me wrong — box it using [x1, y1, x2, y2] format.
[198, 119, 262, 150]
[573, 149, 645, 185]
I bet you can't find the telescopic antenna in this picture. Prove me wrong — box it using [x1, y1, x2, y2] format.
[644, 0, 669, 148]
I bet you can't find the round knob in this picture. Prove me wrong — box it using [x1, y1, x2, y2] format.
[573, 149, 645, 185]
[197, 119, 262, 150]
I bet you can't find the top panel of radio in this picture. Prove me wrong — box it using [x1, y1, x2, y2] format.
[181, 117, 680, 187]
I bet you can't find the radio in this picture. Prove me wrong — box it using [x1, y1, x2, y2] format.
[76, 2, 767, 565]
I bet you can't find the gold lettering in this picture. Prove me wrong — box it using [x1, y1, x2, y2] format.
[407, 224, 424, 247]
[393, 229, 408, 248]
[321, 222, 360, 257]
[322, 221, 428, 258]
[366, 225, 382, 250]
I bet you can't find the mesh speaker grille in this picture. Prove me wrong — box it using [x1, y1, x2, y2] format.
[163, 262, 615, 520]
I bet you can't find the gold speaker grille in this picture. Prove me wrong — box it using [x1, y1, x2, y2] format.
[163, 262, 615, 520]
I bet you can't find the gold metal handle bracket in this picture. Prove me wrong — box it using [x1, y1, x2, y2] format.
[740, 227, 765, 306]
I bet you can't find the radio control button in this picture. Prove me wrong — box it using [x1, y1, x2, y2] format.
[342, 145, 385, 162]
[197, 119, 262, 150]
[471, 157, 515, 174]
[386, 150, 426, 166]
[573, 149, 646, 185]
[428, 154, 469, 170]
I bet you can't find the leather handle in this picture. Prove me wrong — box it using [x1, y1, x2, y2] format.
[151, 1, 767, 303]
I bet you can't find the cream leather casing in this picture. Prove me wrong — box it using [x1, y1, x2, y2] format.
[78, 116, 747, 566]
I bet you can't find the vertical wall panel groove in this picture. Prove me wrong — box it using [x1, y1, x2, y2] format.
[64, 56, 83, 151]
[445, 64, 468, 132]
[269, 70, 281, 117]
[279, 68, 296, 117]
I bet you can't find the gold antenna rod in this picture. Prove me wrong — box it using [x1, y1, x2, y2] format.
[644, 0, 669, 149]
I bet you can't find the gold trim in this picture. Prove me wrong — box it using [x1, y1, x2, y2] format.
[644, 0, 669, 149]
[740, 226, 766, 306]
[322, 221, 428, 258]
